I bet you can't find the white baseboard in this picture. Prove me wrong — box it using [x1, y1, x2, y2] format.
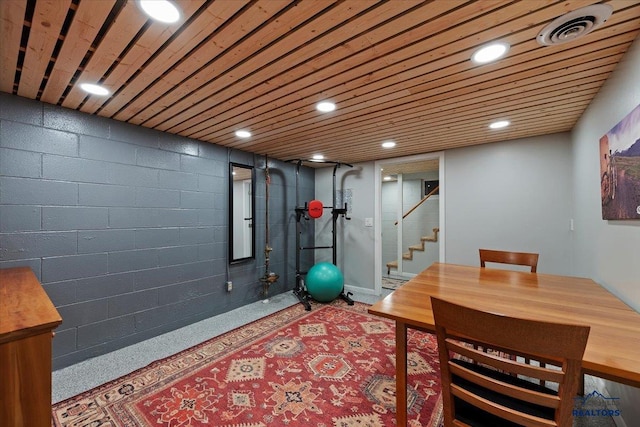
[344, 284, 379, 296]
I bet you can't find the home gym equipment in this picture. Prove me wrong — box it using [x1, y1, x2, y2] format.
[305, 262, 344, 302]
[259, 155, 279, 297]
[288, 159, 354, 310]
[308, 199, 323, 219]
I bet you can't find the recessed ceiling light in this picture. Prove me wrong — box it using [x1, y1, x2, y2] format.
[489, 120, 510, 129]
[312, 154, 324, 160]
[235, 130, 251, 138]
[471, 41, 510, 64]
[139, 0, 180, 23]
[79, 83, 109, 96]
[316, 101, 336, 112]
[382, 141, 396, 148]
[383, 176, 392, 181]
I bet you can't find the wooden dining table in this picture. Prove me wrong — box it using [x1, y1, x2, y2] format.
[368, 262, 640, 426]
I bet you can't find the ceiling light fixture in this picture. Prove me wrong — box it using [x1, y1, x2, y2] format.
[489, 120, 510, 129]
[312, 154, 324, 161]
[139, 0, 181, 23]
[471, 41, 510, 64]
[382, 141, 396, 148]
[316, 101, 336, 112]
[80, 83, 109, 96]
[235, 130, 251, 138]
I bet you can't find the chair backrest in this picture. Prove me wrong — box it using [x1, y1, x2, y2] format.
[479, 249, 539, 273]
[431, 297, 589, 427]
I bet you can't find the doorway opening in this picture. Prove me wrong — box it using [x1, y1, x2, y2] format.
[374, 152, 445, 295]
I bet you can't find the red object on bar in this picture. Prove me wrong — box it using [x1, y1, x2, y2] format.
[308, 200, 323, 218]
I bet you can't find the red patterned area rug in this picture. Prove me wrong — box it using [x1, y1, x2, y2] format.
[52, 300, 443, 426]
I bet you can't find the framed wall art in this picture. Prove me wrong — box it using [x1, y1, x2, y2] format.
[599, 103, 640, 220]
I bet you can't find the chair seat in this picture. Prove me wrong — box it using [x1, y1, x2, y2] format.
[452, 359, 556, 427]
[433, 297, 589, 427]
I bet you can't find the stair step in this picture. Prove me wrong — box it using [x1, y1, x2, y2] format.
[422, 228, 440, 242]
[387, 227, 440, 272]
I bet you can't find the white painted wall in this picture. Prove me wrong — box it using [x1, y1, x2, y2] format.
[571, 35, 640, 425]
[381, 181, 399, 274]
[382, 174, 440, 277]
[314, 164, 376, 292]
[314, 133, 574, 288]
[444, 133, 574, 275]
[403, 194, 439, 275]
[572, 36, 640, 309]
[401, 176, 439, 275]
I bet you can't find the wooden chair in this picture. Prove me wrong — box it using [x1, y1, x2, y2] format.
[431, 297, 590, 427]
[479, 249, 539, 273]
[479, 248, 540, 370]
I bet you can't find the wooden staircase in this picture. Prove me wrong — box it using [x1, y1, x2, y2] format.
[386, 227, 439, 274]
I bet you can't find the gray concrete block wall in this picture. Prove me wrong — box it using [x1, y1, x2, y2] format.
[0, 92, 313, 369]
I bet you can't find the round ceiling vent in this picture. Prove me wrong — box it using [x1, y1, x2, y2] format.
[537, 4, 613, 46]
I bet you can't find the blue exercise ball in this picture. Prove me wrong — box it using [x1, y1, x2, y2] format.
[306, 262, 344, 302]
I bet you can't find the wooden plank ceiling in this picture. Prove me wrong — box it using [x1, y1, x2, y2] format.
[1, 0, 639, 167]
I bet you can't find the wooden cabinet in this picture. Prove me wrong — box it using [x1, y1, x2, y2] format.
[0, 267, 62, 427]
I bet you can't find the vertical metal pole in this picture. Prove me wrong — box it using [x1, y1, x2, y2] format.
[332, 163, 339, 264]
[265, 155, 270, 272]
[295, 160, 302, 276]
[397, 173, 404, 275]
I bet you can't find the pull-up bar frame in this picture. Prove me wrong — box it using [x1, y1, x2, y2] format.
[287, 159, 354, 310]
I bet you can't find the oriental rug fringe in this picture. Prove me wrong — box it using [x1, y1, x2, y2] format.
[52, 299, 443, 426]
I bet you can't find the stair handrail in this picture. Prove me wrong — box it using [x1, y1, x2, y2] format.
[394, 185, 439, 225]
